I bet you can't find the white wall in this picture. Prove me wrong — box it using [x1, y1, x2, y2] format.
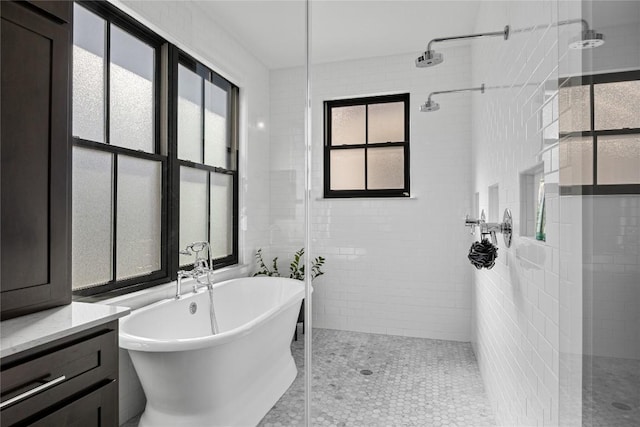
[270, 47, 474, 341]
[470, 1, 562, 425]
[110, 1, 273, 423]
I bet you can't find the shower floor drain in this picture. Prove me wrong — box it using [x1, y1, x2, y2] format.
[360, 369, 373, 376]
[611, 402, 632, 411]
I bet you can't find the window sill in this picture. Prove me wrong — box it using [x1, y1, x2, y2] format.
[83, 264, 251, 311]
[316, 195, 417, 201]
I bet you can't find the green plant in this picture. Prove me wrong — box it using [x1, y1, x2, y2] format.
[253, 248, 325, 281]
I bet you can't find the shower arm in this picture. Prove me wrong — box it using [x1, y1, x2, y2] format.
[427, 84, 485, 103]
[513, 19, 591, 35]
[557, 18, 590, 32]
[426, 26, 510, 51]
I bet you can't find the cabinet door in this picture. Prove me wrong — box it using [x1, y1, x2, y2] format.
[0, 1, 71, 319]
[29, 381, 117, 427]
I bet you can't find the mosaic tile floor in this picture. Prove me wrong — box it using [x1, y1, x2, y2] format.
[259, 328, 495, 427]
[583, 355, 640, 427]
[123, 327, 496, 427]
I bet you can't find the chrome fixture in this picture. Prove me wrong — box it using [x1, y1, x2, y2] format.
[465, 209, 513, 248]
[420, 83, 485, 112]
[518, 18, 603, 50]
[416, 26, 509, 68]
[176, 241, 214, 299]
[569, 23, 604, 49]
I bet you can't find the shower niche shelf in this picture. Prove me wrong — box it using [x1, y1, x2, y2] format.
[520, 163, 545, 241]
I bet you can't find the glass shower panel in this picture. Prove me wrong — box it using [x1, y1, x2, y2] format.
[110, 25, 155, 152]
[178, 65, 203, 163]
[331, 105, 366, 145]
[116, 156, 162, 280]
[209, 172, 233, 259]
[179, 166, 208, 267]
[71, 147, 112, 289]
[368, 102, 405, 143]
[72, 4, 105, 143]
[204, 81, 229, 168]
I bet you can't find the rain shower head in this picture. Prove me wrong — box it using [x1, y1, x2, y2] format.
[416, 26, 509, 68]
[569, 28, 605, 49]
[420, 100, 440, 112]
[421, 84, 485, 113]
[415, 50, 443, 68]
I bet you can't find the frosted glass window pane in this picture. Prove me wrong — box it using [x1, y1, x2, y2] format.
[116, 156, 161, 280]
[558, 85, 590, 133]
[559, 136, 593, 185]
[330, 149, 365, 190]
[367, 147, 405, 189]
[180, 167, 208, 266]
[594, 81, 640, 130]
[72, 147, 112, 289]
[72, 4, 105, 143]
[597, 135, 640, 185]
[205, 81, 229, 168]
[368, 102, 405, 143]
[178, 65, 203, 163]
[210, 173, 233, 259]
[331, 106, 365, 145]
[110, 25, 154, 152]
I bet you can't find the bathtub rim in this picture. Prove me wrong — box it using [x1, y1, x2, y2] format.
[119, 276, 307, 353]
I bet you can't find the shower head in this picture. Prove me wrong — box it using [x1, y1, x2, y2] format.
[420, 84, 485, 113]
[568, 28, 605, 49]
[420, 100, 440, 112]
[415, 50, 443, 68]
[416, 26, 509, 68]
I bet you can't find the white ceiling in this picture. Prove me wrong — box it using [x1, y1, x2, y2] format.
[198, 1, 482, 69]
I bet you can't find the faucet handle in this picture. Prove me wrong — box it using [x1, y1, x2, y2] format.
[179, 249, 191, 256]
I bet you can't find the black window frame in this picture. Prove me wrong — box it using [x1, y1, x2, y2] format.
[72, 2, 240, 299]
[170, 49, 240, 271]
[324, 93, 411, 198]
[559, 69, 640, 196]
[72, 1, 168, 297]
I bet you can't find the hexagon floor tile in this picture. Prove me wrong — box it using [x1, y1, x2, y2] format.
[259, 328, 495, 427]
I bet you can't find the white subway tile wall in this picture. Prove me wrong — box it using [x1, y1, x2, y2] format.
[270, 46, 474, 341]
[470, 1, 562, 425]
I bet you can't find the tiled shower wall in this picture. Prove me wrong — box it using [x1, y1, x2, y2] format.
[269, 47, 475, 341]
[469, 1, 562, 425]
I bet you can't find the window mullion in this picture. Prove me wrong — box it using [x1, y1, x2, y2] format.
[364, 104, 369, 190]
[105, 22, 111, 145]
[591, 81, 597, 186]
[201, 77, 206, 164]
[111, 154, 118, 282]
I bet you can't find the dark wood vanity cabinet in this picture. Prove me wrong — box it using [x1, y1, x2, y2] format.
[0, 321, 119, 426]
[0, 0, 72, 320]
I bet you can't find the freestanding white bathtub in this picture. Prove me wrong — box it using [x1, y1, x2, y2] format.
[119, 276, 304, 427]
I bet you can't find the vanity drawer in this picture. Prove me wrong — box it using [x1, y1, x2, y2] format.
[28, 380, 116, 427]
[0, 324, 118, 426]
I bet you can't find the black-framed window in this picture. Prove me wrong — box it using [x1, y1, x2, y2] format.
[72, 2, 167, 295]
[173, 51, 239, 270]
[559, 70, 640, 195]
[71, 3, 240, 297]
[324, 93, 410, 198]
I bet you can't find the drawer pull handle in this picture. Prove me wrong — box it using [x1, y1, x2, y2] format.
[0, 375, 66, 410]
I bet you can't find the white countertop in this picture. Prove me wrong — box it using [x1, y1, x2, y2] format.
[0, 302, 130, 359]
